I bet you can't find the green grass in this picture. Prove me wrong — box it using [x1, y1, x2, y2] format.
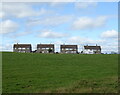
[2, 52, 118, 93]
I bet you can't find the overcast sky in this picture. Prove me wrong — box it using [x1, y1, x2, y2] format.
[0, 2, 118, 53]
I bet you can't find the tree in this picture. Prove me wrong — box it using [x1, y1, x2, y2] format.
[81, 51, 83, 54]
[48, 48, 53, 53]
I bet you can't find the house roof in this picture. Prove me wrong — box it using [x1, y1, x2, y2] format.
[61, 45, 77, 48]
[84, 46, 101, 50]
[37, 44, 54, 48]
[13, 44, 31, 48]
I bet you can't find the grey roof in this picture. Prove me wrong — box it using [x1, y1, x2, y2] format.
[37, 44, 54, 48]
[13, 44, 31, 48]
[84, 46, 101, 50]
[61, 45, 77, 48]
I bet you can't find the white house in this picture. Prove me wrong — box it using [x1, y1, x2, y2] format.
[83, 45, 101, 54]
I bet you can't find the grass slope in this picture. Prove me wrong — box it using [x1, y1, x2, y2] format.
[2, 52, 118, 93]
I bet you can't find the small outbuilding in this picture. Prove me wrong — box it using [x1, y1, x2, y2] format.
[60, 45, 78, 54]
[37, 44, 54, 53]
[13, 43, 32, 53]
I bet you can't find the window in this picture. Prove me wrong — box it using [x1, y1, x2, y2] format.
[21, 51, 25, 53]
[66, 48, 70, 50]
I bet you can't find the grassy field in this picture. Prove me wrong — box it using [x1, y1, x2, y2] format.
[2, 52, 118, 93]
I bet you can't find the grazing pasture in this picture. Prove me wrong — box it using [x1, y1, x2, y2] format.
[2, 52, 118, 93]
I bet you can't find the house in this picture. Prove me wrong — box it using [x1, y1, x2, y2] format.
[60, 45, 78, 54]
[83, 45, 101, 54]
[13, 43, 32, 53]
[36, 44, 54, 53]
